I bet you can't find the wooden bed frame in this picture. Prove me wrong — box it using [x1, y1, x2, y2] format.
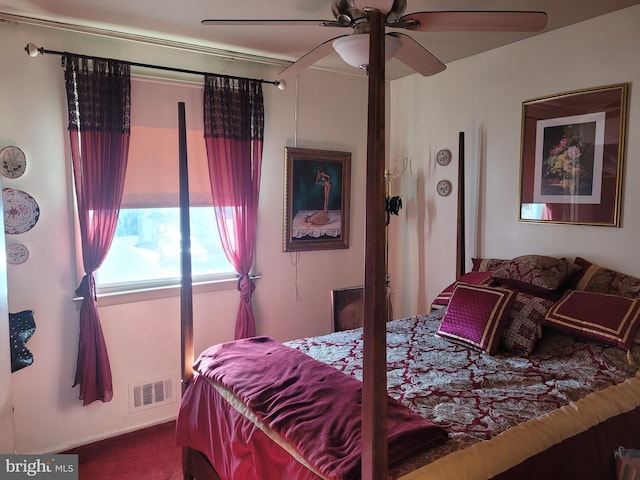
[175, 22, 640, 474]
[178, 10, 464, 480]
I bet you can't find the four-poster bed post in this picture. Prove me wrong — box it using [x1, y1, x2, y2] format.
[178, 101, 194, 393]
[456, 132, 465, 279]
[176, 8, 400, 479]
[362, 8, 389, 480]
[178, 101, 198, 480]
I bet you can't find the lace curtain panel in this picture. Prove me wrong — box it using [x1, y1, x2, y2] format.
[64, 55, 131, 405]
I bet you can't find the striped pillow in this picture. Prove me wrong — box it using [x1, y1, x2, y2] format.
[432, 271, 494, 307]
[543, 290, 640, 350]
[572, 257, 640, 299]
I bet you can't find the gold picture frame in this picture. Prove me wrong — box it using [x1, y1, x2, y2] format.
[519, 83, 629, 226]
[283, 147, 351, 252]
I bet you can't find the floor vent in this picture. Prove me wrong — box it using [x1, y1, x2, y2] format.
[128, 376, 177, 413]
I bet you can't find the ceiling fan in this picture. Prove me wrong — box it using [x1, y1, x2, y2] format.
[202, 0, 548, 78]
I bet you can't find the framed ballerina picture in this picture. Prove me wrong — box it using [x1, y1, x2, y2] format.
[283, 147, 351, 252]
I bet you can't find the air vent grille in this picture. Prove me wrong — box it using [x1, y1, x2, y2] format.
[129, 376, 176, 412]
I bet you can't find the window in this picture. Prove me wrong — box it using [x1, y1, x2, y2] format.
[97, 206, 234, 288]
[95, 76, 235, 292]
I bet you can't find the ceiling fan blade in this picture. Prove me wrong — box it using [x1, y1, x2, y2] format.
[396, 11, 548, 32]
[388, 33, 446, 77]
[279, 35, 349, 77]
[201, 19, 344, 27]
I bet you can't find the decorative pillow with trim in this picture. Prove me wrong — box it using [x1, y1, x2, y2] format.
[437, 283, 516, 354]
[543, 290, 640, 350]
[471, 258, 510, 272]
[571, 257, 640, 299]
[432, 271, 494, 307]
[492, 255, 581, 294]
[502, 292, 554, 355]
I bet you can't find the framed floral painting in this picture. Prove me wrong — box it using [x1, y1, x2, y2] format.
[519, 84, 629, 226]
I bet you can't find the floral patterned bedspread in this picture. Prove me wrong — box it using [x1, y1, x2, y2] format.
[285, 309, 640, 475]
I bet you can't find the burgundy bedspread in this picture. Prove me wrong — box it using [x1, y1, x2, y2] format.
[287, 310, 640, 476]
[191, 335, 448, 480]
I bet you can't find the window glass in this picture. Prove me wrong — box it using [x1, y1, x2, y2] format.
[97, 207, 234, 289]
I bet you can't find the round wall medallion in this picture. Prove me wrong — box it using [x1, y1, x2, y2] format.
[436, 179, 453, 197]
[3, 188, 41, 234]
[7, 243, 29, 265]
[436, 148, 452, 166]
[0, 146, 27, 179]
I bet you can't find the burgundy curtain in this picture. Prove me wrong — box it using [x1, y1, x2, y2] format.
[203, 75, 264, 339]
[64, 55, 131, 405]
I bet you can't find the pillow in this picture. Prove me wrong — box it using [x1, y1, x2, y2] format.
[437, 283, 516, 354]
[492, 255, 581, 294]
[471, 258, 510, 272]
[571, 257, 640, 299]
[543, 290, 640, 350]
[501, 292, 554, 355]
[432, 271, 494, 306]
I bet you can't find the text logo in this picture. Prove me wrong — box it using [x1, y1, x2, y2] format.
[0, 455, 78, 479]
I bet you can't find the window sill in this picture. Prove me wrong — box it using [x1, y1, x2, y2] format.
[73, 275, 261, 307]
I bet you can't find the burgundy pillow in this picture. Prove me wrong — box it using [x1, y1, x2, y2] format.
[437, 283, 516, 354]
[432, 272, 494, 306]
[571, 257, 640, 299]
[492, 255, 581, 294]
[471, 258, 510, 272]
[543, 290, 640, 350]
[501, 292, 554, 355]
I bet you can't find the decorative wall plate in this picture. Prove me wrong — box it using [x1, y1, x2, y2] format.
[436, 179, 452, 197]
[3, 188, 40, 234]
[436, 148, 452, 166]
[6, 243, 29, 265]
[0, 146, 27, 179]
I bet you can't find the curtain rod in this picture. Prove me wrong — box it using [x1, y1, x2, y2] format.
[23, 43, 286, 90]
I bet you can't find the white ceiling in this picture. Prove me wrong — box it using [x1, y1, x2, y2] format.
[2, 0, 639, 79]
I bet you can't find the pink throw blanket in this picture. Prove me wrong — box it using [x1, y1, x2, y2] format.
[194, 336, 448, 480]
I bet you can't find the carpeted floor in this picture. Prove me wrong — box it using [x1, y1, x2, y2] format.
[63, 420, 182, 480]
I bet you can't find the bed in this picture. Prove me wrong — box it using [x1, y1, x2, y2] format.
[175, 13, 640, 480]
[176, 256, 640, 479]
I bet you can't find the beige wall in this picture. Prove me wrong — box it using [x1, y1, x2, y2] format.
[0, 21, 368, 453]
[388, 5, 640, 319]
[0, 175, 13, 453]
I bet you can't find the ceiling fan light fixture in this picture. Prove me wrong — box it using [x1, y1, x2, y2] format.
[333, 34, 402, 71]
